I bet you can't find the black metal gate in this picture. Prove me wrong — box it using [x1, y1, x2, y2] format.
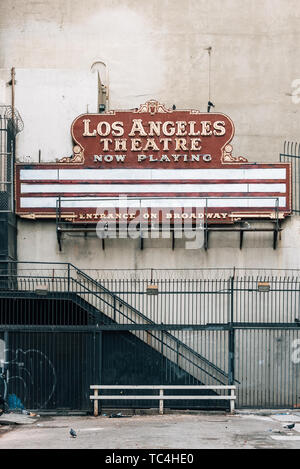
[1, 262, 300, 412]
[0, 328, 100, 411]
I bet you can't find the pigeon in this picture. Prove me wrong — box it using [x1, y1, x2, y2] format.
[283, 423, 295, 430]
[70, 428, 77, 438]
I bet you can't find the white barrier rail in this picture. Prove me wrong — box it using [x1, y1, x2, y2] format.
[90, 385, 236, 415]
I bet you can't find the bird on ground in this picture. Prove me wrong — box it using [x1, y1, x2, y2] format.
[70, 428, 77, 438]
[283, 423, 295, 430]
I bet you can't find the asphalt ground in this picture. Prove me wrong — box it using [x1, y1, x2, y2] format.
[1, 409, 300, 453]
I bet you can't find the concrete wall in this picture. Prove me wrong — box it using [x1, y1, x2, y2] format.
[1, 0, 300, 270]
[16, 216, 300, 272]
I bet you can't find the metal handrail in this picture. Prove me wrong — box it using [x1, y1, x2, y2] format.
[0, 260, 230, 384]
[65, 274, 231, 382]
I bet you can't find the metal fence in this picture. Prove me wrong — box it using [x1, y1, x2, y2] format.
[0, 116, 13, 212]
[0, 106, 23, 213]
[1, 261, 300, 411]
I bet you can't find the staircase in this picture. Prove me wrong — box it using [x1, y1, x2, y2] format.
[0, 261, 231, 386]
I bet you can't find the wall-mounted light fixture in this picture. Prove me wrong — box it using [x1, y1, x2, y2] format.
[257, 281, 270, 292]
[146, 285, 159, 295]
[35, 284, 49, 295]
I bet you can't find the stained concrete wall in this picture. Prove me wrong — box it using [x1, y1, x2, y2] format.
[1, 0, 300, 270]
[15, 216, 300, 272]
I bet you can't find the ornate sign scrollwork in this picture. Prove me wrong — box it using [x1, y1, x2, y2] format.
[58, 145, 84, 164]
[135, 100, 172, 115]
[222, 144, 248, 164]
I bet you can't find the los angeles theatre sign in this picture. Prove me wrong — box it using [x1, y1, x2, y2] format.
[15, 100, 291, 225]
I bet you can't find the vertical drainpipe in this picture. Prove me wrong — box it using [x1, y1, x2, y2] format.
[11, 67, 16, 159]
[11, 67, 15, 122]
[11, 67, 16, 214]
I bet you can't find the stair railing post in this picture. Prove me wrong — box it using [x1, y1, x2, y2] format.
[67, 263, 70, 293]
[113, 295, 116, 322]
[228, 275, 235, 387]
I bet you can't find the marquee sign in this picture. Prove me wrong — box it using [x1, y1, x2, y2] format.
[15, 100, 291, 224]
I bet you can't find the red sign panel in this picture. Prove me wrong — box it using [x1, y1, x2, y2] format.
[15, 100, 291, 224]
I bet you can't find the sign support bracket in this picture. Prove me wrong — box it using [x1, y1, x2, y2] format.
[54, 219, 283, 251]
[239, 228, 244, 250]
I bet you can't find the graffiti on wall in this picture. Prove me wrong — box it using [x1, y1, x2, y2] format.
[0, 339, 57, 409]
